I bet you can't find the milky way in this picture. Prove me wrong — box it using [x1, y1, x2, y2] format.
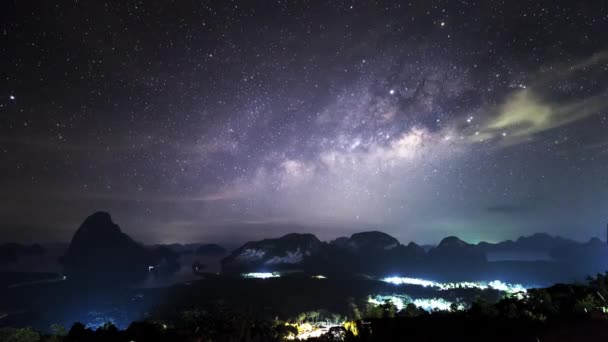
[1, 1, 608, 244]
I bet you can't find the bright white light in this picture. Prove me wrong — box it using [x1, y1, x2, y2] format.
[412, 298, 454, 311]
[382, 276, 436, 287]
[389, 89, 395, 95]
[487, 280, 527, 294]
[380, 276, 527, 294]
[367, 295, 463, 313]
[9, 95, 15, 100]
[368, 295, 410, 311]
[312, 275, 327, 279]
[286, 322, 343, 340]
[440, 22, 445, 27]
[242, 272, 280, 279]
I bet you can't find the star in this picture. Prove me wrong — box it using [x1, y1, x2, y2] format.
[0, 0, 606, 247]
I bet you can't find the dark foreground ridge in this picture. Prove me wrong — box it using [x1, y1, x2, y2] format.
[3, 273, 608, 341]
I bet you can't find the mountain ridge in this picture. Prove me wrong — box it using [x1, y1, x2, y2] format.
[220, 229, 608, 283]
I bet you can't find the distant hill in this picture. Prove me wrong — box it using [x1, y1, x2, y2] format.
[153, 243, 226, 256]
[222, 233, 322, 273]
[0, 243, 45, 265]
[61, 211, 180, 286]
[6, 212, 608, 285]
[221, 231, 484, 277]
[429, 236, 486, 263]
[221, 231, 608, 284]
[476, 233, 578, 260]
[346, 231, 400, 251]
[193, 244, 226, 256]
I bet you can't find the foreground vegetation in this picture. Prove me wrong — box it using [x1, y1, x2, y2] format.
[4, 273, 608, 341]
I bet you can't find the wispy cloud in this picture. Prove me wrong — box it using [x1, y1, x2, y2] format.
[474, 88, 607, 146]
[471, 51, 608, 146]
[585, 140, 608, 155]
[486, 204, 535, 214]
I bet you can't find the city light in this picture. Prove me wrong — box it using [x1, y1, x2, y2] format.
[367, 294, 465, 312]
[412, 298, 458, 312]
[381, 276, 527, 294]
[382, 276, 435, 287]
[241, 272, 280, 279]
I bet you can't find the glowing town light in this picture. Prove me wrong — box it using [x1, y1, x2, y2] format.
[487, 280, 527, 294]
[382, 276, 436, 287]
[242, 272, 280, 279]
[284, 321, 346, 340]
[380, 276, 527, 294]
[368, 295, 464, 313]
[412, 298, 455, 312]
[368, 295, 409, 311]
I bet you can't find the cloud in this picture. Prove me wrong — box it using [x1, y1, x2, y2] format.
[9, 186, 250, 204]
[562, 50, 608, 74]
[486, 204, 535, 214]
[472, 52, 608, 146]
[583, 140, 608, 155]
[473, 88, 607, 146]
[0, 224, 61, 243]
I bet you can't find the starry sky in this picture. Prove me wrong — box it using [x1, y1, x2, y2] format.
[1, 1, 608, 244]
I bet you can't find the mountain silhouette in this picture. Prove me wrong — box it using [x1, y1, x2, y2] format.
[346, 231, 400, 251]
[476, 233, 576, 255]
[195, 244, 227, 256]
[10, 211, 607, 285]
[429, 236, 486, 263]
[220, 230, 608, 284]
[0, 243, 45, 265]
[62, 211, 171, 286]
[222, 233, 322, 273]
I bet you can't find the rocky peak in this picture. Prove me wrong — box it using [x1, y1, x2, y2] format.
[62, 212, 156, 286]
[438, 236, 469, 248]
[348, 231, 400, 250]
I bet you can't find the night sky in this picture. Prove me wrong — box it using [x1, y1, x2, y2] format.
[1, 1, 607, 244]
